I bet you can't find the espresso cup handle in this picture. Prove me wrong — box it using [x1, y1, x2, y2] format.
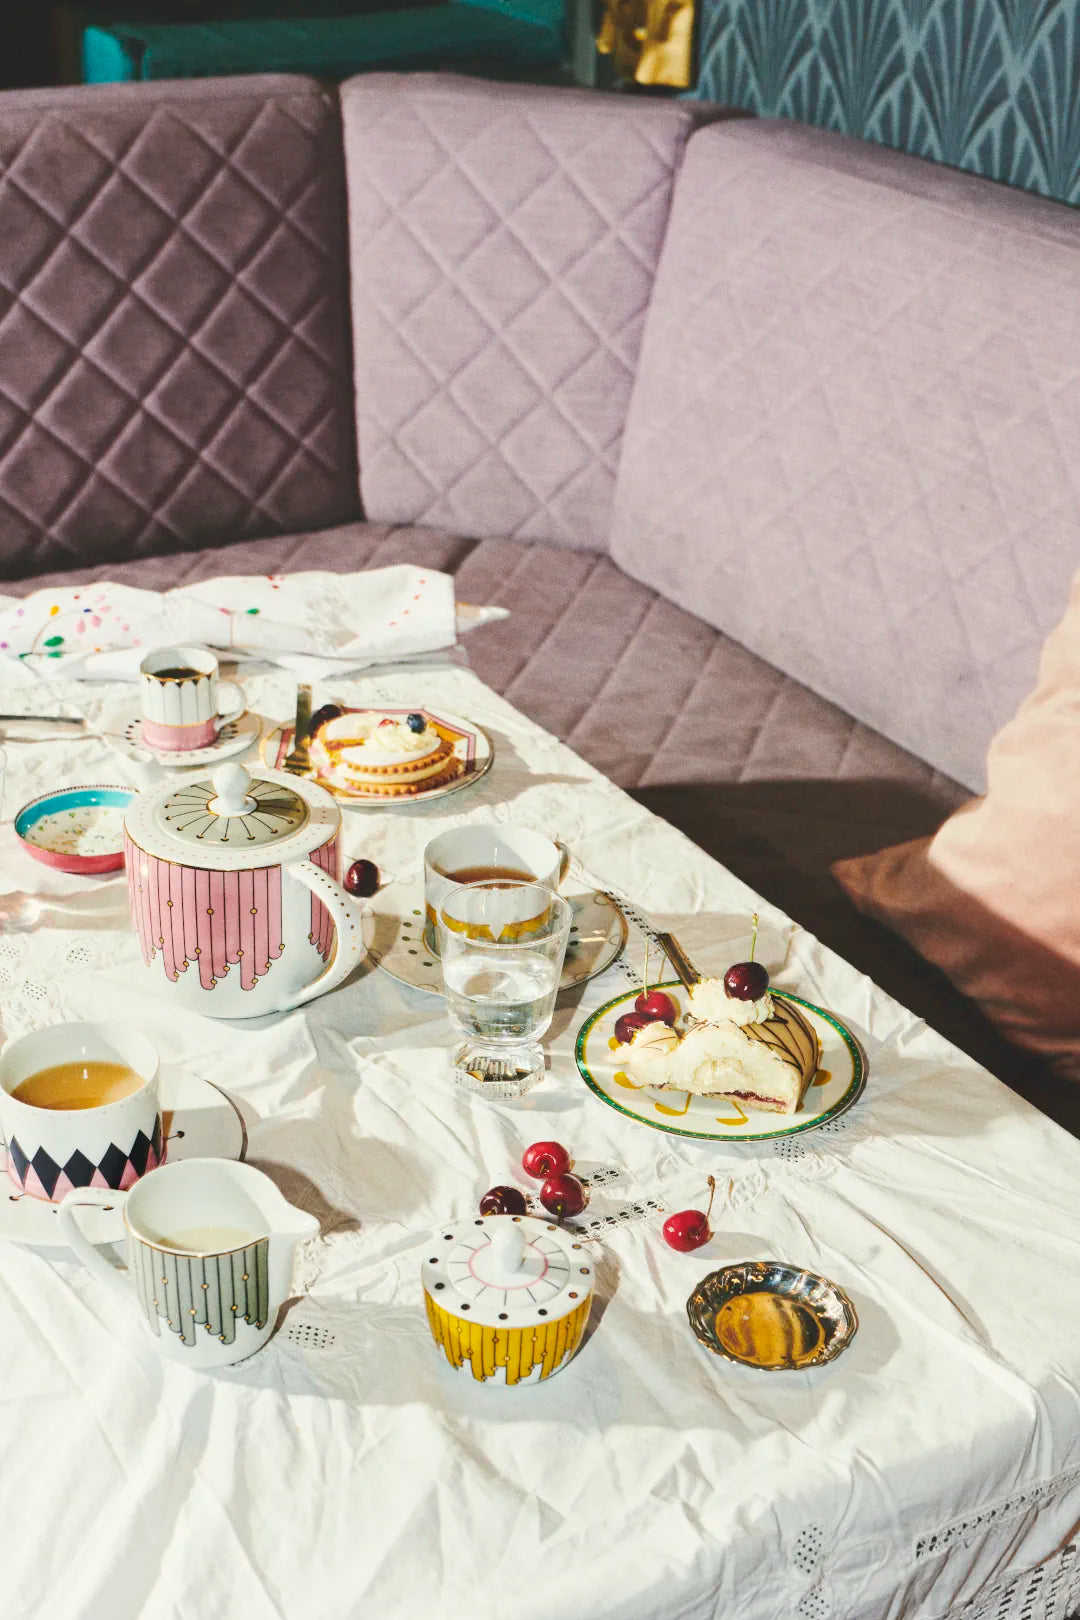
[215, 681, 245, 731]
[57, 1188, 131, 1297]
[555, 840, 571, 884]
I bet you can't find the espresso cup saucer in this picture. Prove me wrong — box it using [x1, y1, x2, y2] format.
[362, 871, 628, 996]
[102, 704, 261, 768]
[0, 1070, 246, 1251]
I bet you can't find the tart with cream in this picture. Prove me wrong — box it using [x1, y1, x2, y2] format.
[309, 711, 462, 799]
[615, 963, 820, 1116]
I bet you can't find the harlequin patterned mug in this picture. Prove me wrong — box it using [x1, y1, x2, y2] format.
[139, 645, 244, 753]
[0, 1022, 163, 1202]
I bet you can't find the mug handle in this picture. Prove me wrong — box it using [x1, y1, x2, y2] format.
[57, 1188, 131, 1296]
[214, 681, 245, 732]
[555, 840, 571, 884]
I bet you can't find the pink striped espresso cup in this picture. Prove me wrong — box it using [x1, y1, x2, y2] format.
[139, 646, 244, 753]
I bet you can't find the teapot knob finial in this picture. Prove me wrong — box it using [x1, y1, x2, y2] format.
[209, 762, 255, 817]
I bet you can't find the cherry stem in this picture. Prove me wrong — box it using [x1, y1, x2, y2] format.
[703, 1174, 717, 1224]
[643, 936, 649, 996]
[749, 912, 759, 964]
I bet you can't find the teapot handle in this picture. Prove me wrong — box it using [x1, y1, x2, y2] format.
[281, 860, 367, 1011]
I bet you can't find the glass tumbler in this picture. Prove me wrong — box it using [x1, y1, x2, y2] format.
[438, 880, 573, 1098]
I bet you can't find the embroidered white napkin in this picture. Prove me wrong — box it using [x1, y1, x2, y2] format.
[0, 567, 506, 681]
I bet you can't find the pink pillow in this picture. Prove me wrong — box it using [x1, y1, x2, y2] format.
[834, 571, 1080, 1078]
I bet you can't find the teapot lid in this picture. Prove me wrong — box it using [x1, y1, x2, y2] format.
[158, 764, 308, 848]
[421, 1214, 593, 1330]
[126, 762, 338, 870]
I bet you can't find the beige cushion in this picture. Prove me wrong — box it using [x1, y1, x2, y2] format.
[835, 563, 1080, 1079]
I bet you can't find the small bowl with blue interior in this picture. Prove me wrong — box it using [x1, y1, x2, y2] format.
[15, 785, 133, 875]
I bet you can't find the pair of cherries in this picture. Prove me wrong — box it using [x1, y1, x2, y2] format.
[613, 986, 679, 1047]
[480, 1141, 586, 1220]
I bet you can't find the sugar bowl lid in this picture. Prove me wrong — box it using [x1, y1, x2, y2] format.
[125, 761, 340, 870]
[421, 1214, 593, 1330]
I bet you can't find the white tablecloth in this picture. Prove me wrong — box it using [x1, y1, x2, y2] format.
[2, 654, 1080, 1620]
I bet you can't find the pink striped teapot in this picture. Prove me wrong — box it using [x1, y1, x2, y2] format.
[122, 761, 367, 1018]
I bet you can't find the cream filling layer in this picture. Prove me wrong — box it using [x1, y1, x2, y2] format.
[312, 738, 454, 787]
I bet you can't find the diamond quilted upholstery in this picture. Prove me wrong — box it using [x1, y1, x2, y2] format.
[0, 77, 357, 581]
[610, 118, 1080, 793]
[341, 73, 701, 551]
[3, 519, 963, 808]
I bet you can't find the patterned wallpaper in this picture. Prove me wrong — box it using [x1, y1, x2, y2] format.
[692, 0, 1080, 206]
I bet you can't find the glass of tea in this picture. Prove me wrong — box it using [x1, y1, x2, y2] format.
[438, 880, 572, 1098]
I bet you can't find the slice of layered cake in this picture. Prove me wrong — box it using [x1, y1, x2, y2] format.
[309, 711, 461, 798]
[615, 955, 819, 1115]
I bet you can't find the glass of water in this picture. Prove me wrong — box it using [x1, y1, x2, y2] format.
[438, 880, 573, 1098]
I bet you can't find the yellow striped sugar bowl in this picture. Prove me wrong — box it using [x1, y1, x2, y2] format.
[422, 1214, 594, 1386]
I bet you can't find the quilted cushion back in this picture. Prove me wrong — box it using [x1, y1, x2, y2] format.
[611, 119, 1080, 792]
[342, 73, 699, 552]
[0, 77, 357, 580]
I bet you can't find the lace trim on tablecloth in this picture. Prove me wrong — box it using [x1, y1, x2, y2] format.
[916, 1468, 1080, 1561]
[946, 1542, 1080, 1620]
[782, 1523, 1080, 1620]
[0, 926, 133, 1039]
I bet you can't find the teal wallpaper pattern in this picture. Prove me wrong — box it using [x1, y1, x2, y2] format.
[693, 0, 1080, 205]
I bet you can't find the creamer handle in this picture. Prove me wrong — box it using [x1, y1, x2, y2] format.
[57, 1188, 130, 1295]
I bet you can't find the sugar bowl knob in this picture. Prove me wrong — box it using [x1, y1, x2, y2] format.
[208, 762, 256, 817]
[486, 1218, 529, 1282]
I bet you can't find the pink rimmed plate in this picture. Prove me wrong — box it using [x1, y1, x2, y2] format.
[15, 785, 132, 875]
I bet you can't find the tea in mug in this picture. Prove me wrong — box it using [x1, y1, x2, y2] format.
[149, 666, 201, 681]
[440, 864, 537, 885]
[11, 1060, 145, 1111]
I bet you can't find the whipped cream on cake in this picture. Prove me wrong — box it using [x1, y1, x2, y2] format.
[310, 712, 461, 798]
[615, 970, 819, 1116]
[688, 975, 772, 1027]
[614, 1020, 680, 1079]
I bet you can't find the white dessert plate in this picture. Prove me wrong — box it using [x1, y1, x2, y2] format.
[259, 706, 493, 805]
[575, 982, 866, 1143]
[362, 873, 627, 994]
[0, 1071, 246, 1249]
[107, 707, 261, 767]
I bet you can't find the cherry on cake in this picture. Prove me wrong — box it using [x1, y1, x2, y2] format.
[309, 711, 462, 798]
[614, 971, 820, 1115]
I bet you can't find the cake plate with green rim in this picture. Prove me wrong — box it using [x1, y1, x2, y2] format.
[574, 981, 866, 1143]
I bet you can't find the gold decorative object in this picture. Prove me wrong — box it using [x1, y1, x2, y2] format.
[596, 0, 695, 89]
[282, 683, 312, 777]
[656, 930, 699, 989]
[687, 1261, 857, 1370]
